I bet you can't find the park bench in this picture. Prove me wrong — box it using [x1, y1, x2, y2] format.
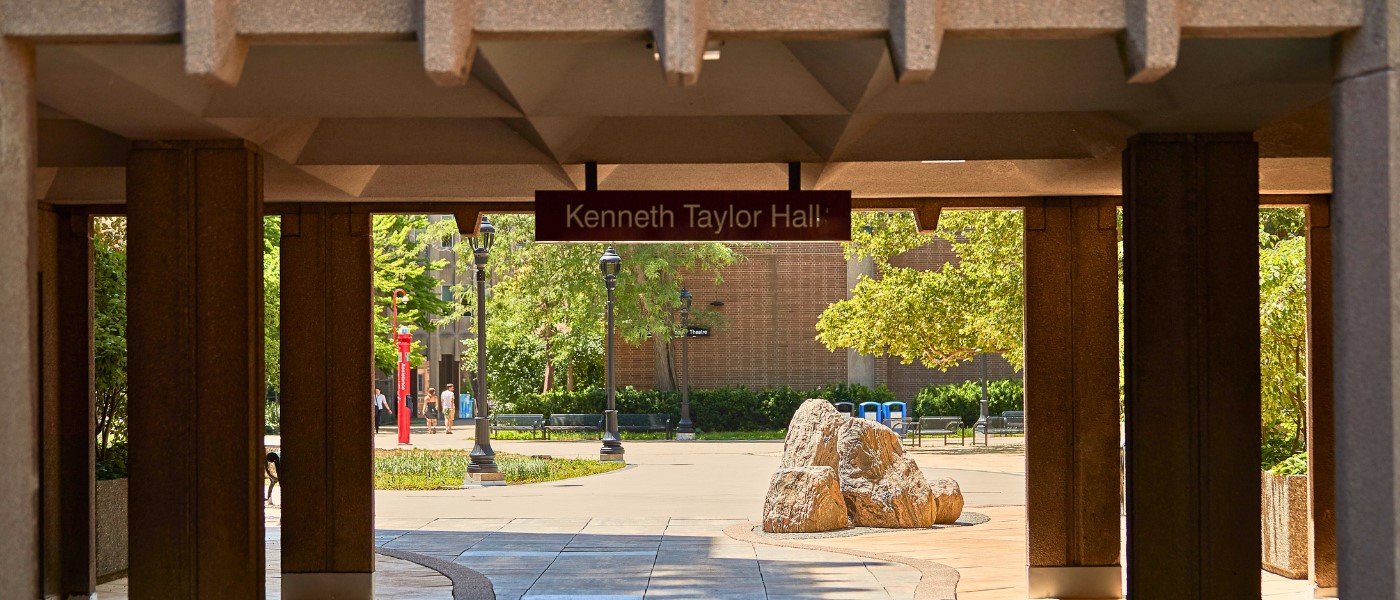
[618, 413, 673, 439]
[883, 416, 913, 442]
[1002, 411, 1025, 434]
[264, 448, 281, 506]
[491, 414, 545, 439]
[912, 416, 965, 446]
[544, 413, 604, 439]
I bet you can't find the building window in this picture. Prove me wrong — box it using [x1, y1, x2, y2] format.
[442, 285, 453, 303]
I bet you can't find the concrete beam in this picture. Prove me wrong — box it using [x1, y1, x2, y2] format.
[652, 0, 709, 87]
[184, 0, 249, 86]
[887, 0, 943, 83]
[1120, 0, 1182, 83]
[419, 0, 478, 86]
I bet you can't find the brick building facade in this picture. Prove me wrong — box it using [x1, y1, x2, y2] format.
[615, 239, 1021, 401]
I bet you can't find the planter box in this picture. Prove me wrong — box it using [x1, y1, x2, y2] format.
[96, 477, 128, 578]
[1261, 471, 1308, 579]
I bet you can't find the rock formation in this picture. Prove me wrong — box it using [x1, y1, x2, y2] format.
[929, 477, 965, 524]
[779, 399, 843, 469]
[762, 399, 958, 533]
[836, 418, 935, 528]
[762, 466, 849, 533]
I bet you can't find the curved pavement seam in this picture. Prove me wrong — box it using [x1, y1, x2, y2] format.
[723, 521, 960, 600]
[375, 546, 497, 600]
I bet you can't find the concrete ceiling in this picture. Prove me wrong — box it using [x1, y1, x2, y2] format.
[33, 36, 1334, 204]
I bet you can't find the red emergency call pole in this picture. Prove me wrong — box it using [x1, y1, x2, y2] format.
[392, 288, 413, 445]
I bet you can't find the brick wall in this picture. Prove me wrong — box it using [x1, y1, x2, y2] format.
[616, 238, 1023, 401]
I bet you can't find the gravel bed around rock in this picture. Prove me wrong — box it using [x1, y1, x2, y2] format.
[752, 511, 990, 539]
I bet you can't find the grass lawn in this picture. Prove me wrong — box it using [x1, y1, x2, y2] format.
[491, 429, 788, 441]
[374, 449, 624, 490]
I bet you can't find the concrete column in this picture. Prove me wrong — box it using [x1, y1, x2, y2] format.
[1122, 133, 1260, 599]
[1023, 197, 1122, 598]
[1333, 4, 1400, 595]
[0, 38, 39, 600]
[280, 204, 375, 599]
[1304, 197, 1337, 595]
[56, 208, 95, 598]
[127, 141, 265, 599]
[845, 254, 876, 386]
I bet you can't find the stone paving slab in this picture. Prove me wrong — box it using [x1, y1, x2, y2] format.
[378, 516, 918, 599]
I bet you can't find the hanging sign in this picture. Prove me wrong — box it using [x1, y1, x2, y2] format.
[534, 190, 852, 242]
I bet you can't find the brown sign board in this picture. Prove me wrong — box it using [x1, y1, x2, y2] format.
[534, 190, 852, 242]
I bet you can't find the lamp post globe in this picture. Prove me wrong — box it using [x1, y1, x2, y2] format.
[466, 216, 503, 485]
[677, 287, 695, 439]
[599, 246, 625, 461]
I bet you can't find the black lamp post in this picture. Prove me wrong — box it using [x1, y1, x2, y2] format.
[466, 216, 503, 485]
[599, 246, 625, 462]
[676, 287, 695, 439]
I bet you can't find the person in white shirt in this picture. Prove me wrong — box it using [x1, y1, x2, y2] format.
[373, 388, 392, 434]
[442, 384, 457, 434]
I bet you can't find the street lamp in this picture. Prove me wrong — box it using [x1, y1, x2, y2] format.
[392, 289, 413, 445]
[465, 216, 503, 485]
[599, 246, 625, 462]
[676, 287, 695, 440]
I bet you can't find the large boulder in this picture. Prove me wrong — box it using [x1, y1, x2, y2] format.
[836, 418, 935, 528]
[762, 466, 849, 533]
[930, 477, 964, 524]
[779, 399, 844, 470]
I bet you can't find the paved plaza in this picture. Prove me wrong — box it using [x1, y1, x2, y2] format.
[101, 428, 1321, 598]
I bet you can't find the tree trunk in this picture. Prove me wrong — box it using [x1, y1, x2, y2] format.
[541, 337, 554, 393]
[653, 334, 677, 391]
[566, 363, 575, 391]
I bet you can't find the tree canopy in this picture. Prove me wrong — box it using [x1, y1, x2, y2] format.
[816, 210, 1024, 371]
[370, 214, 451, 375]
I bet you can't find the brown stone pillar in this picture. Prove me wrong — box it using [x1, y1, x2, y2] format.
[1023, 197, 1122, 598]
[280, 204, 375, 599]
[127, 141, 265, 599]
[1304, 198, 1337, 595]
[56, 208, 96, 598]
[1122, 133, 1260, 599]
[0, 38, 39, 600]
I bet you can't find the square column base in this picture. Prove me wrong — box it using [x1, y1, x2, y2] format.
[676, 432, 696, 441]
[283, 572, 372, 600]
[1315, 587, 1338, 599]
[464, 472, 506, 487]
[600, 453, 626, 463]
[1027, 565, 1122, 599]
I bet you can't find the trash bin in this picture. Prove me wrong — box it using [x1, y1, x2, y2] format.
[883, 401, 907, 421]
[834, 401, 855, 417]
[858, 401, 883, 421]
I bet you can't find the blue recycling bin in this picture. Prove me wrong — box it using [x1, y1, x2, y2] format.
[858, 401, 883, 422]
[834, 401, 855, 417]
[883, 401, 908, 421]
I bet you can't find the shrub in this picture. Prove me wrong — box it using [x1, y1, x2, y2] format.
[913, 378, 1023, 426]
[510, 383, 892, 431]
[1269, 452, 1308, 476]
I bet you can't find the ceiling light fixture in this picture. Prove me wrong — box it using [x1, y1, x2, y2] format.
[921, 159, 966, 164]
[649, 40, 724, 61]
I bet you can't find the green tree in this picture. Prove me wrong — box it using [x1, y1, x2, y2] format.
[372, 215, 451, 376]
[1259, 208, 1308, 463]
[444, 215, 738, 393]
[816, 210, 1024, 370]
[93, 217, 128, 461]
[263, 217, 281, 397]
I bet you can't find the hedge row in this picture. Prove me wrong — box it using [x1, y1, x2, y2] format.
[911, 378, 1024, 426]
[503, 383, 895, 431]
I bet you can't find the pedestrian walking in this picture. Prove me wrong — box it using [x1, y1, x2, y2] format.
[442, 383, 456, 434]
[373, 388, 392, 434]
[425, 387, 440, 434]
